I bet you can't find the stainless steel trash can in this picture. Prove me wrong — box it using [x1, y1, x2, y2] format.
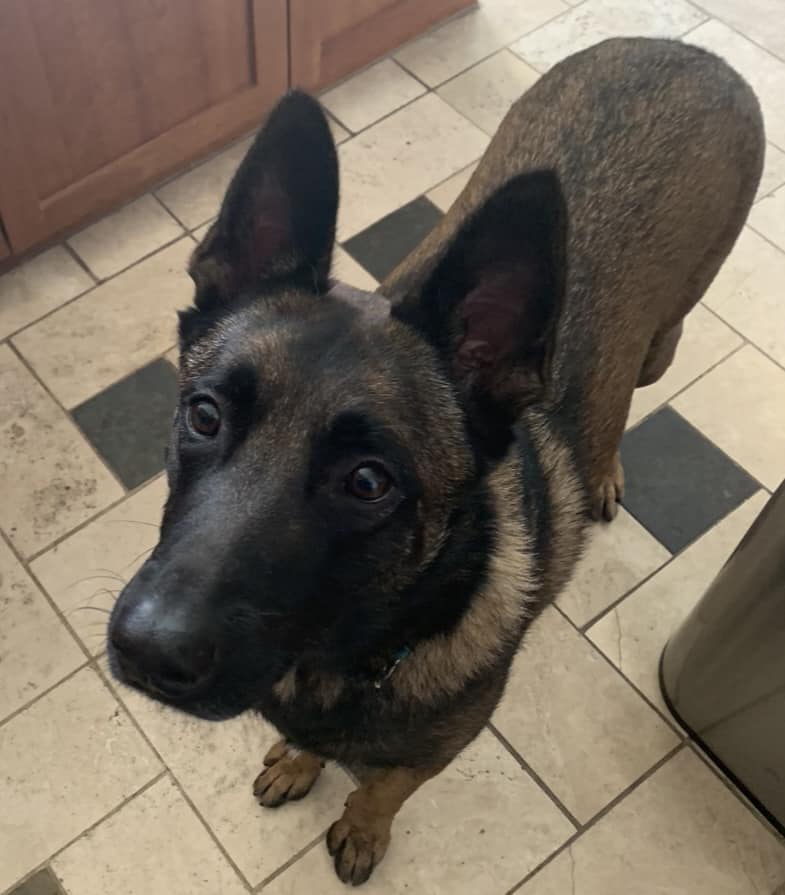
[660, 479, 785, 834]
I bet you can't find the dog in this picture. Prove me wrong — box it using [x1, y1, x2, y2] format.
[108, 37, 764, 885]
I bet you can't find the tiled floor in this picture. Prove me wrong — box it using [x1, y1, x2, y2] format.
[2, 1, 785, 893]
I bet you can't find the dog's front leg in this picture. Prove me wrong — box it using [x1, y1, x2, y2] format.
[253, 739, 324, 807]
[327, 765, 440, 885]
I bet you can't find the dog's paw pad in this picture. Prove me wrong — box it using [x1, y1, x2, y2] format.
[327, 818, 389, 886]
[253, 756, 320, 808]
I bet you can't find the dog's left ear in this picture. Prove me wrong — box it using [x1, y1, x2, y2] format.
[393, 170, 567, 439]
[186, 90, 338, 316]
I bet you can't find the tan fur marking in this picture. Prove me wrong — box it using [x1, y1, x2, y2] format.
[272, 666, 298, 702]
[528, 413, 587, 594]
[327, 765, 440, 885]
[393, 459, 535, 704]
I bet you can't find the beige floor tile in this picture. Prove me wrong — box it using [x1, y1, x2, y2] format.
[0, 536, 84, 722]
[0, 346, 122, 557]
[512, 0, 706, 72]
[689, 20, 785, 148]
[703, 228, 785, 367]
[321, 59, 425, 133]
[588, 492, 769, 714]
[672, 346, 785, 489]
[757, 143, 785, 202]
[165, 345, 179, 369]
[31, 476, 167, 656]
[438, 50, 540, 135]
[690, 0, 785, 60]
[626, 304, 742, 428]
[327, 114, 351, 144]
[111, 670, 353, 887]
[0, 247, 93, 341]
[749, 183, 785, 251]
[556, 509, 670, 627]
[331, 246, 380, 292]
[156, 136, 253, 229]
[337, 94, 488, 240]
[395, 0, 567, 86]
[264, 729, 574, 895]
[67, 195, 183, 280]
[0, 667, 162, 892]
[190, 219, 214, 244]
[13, 239, 192, 409]
[53, 776, 247, 895]
[427, 162, 479, 212]
[519, 748, 785, 895]
[494, 608, 678, 823]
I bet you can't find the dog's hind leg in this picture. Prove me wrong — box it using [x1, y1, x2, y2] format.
[253, 740, 323, 808]
[637, 321, 684, 387]
[327, 766, 440, 885]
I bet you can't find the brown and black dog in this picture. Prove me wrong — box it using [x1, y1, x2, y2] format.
[108, 38, 764, 885]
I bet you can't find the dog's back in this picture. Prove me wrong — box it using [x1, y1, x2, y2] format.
[384, 38, 764, 514]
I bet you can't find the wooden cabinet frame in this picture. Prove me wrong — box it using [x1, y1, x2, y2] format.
[0, 0, 288, 252]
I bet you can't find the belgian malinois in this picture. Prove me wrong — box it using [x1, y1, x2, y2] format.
[108, 37, 764, 885]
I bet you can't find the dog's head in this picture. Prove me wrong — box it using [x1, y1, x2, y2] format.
[108, 91, 567, 719]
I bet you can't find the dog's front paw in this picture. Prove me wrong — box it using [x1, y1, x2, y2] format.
[327, 815, 390, 886]
[253, 741, 322, 808]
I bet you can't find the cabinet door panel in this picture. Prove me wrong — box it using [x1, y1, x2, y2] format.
[0, 0, 287, 251]
[290, 0, 475, 92]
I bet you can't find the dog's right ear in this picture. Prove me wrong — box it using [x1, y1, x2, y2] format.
[392, 170, 567, 451]
[183, 91, 338, 338]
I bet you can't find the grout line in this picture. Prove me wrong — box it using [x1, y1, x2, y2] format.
[62, 240, 99, 284]
[486, 722, 582, 830]
[392, 54, 435, 88]
[93, 663, 255, 892]
[685, 740, 785, 840]
[576, 557, 671, 634]
[423, 158, 481, 201]
[5, 341, 128, 496]
[0, 773, 168, 895]
[23, 468, 169, 566]
[746, 222, 785, 265]
[552, 603, 685, 739]
[2, 275, 99, 342]
[150, 190, 191, 234]
[0, 656, 89, 733]
[256, 830, 328, 890]
[702, 298, 785, 378]
[505, 741, 686, 895]
[7, 234, 192, 343]
[625, 337, 747, 432]
[389, 54, 431, 93]
[577, 474, 771, 646]
[685, 1, 785, 66]
[675, 14, 712, 43]
[152, 126, 258, 195]
[78, 232, 190, 286]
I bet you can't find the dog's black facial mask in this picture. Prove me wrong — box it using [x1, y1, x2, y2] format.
[107, 90, 566, 720]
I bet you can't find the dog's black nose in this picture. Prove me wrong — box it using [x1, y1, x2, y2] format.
[110, 594, 218, 698]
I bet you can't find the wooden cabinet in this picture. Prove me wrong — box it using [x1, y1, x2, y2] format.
[289, 0, 474, 91]
[0, 0, 473, 257]
[0, 0, 288, 252]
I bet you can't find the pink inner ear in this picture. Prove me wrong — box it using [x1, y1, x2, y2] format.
[455, 270, 533, 373]
[249, 180, 293, 266]
[252, 218, 290, 262]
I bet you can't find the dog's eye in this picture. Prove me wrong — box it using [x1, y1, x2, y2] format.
[346, 464, 392, 501]
[188, 398, 221, 438]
